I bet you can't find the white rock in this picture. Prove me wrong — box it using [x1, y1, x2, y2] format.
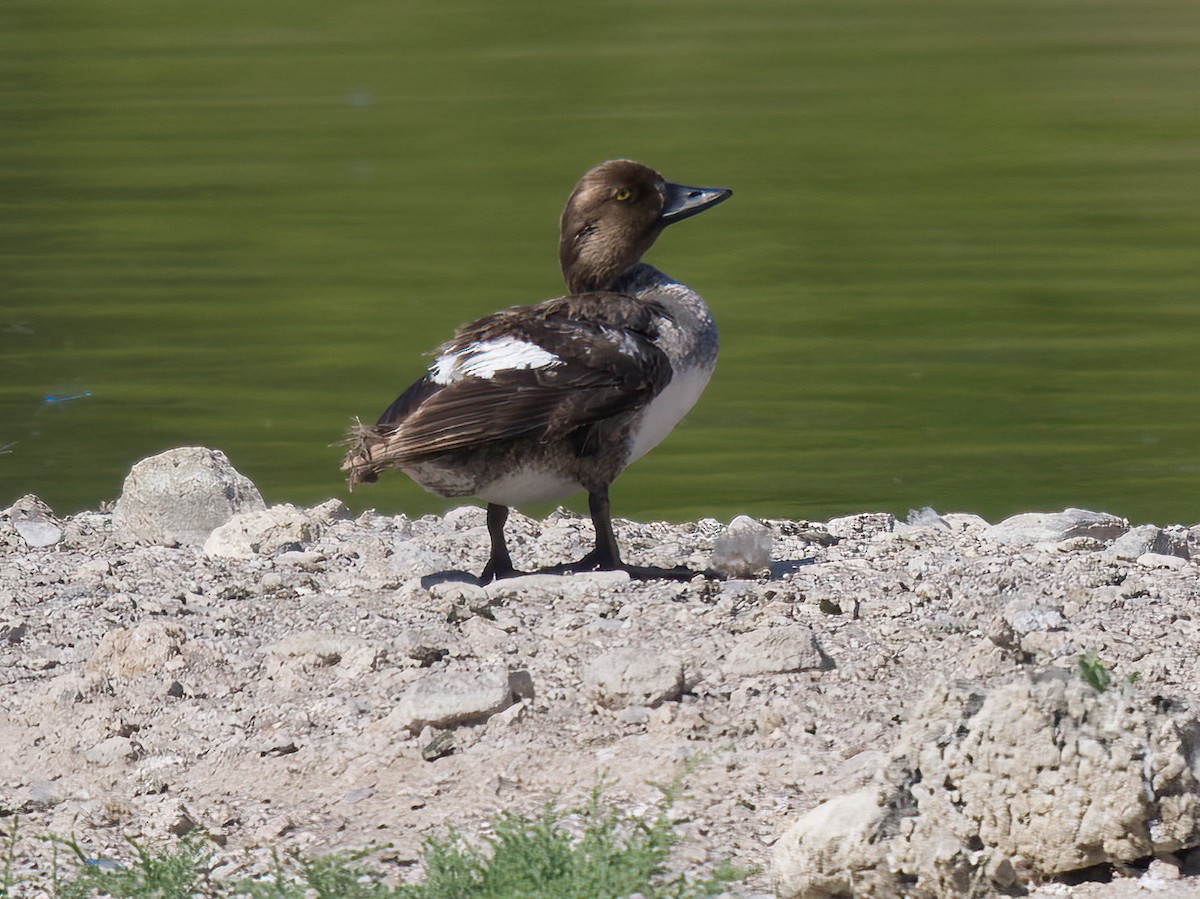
[78, 558, 112, 576]
[1005, 601, 1066, 635]
[275, 550, 325, 570]
[1146, 857, 1182, 883]
[941, 512, 991, 531]
[84, 736, 140, 766]
[826, 513, 896, 540]
[905, 507, 950, 528]
[886, 672, 1200, 890]
[307, 498, 352, 524]
[484, 570, 631, 597]
[773, 789, 888, 898]
[264, 628, 384, 686]
[113, 447, 264, 546]
[711, 515, 772, 577]
[582, 648, 684, 709]
[87, 622, 185, 680]
[617, 706, 652, 725]
[388, 538, 451, 578]
[1137, 552, 1187, 570]
[266, 631, 367, 670]
[203, 504, 317, 559]
[393, 628, 456, 666]
[385, 669, 516, 734]
[8, 495, 63, 547]
[986, 508, 1128, 546]
[443, 505, 486, 529]
[1104, 524, 1190, 562]
[725, 625, 826, 676]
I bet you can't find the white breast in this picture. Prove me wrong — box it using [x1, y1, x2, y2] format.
[478, 466, 582, 506]
[627, 364, 714, 463]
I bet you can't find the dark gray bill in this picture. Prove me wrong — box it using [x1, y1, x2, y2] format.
[658, 181, 733, 225]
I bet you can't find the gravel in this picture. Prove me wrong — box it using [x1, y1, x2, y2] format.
[2, 448, 1200, 896]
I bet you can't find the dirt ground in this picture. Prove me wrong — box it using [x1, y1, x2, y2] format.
[2, 493, 1199, 896]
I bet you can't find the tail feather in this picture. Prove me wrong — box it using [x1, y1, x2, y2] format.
[340, 418, 399, 490]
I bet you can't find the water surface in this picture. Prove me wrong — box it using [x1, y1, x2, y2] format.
[3, 0, 1199, 525]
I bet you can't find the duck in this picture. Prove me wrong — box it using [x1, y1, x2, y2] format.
[342, 159, 731, 582]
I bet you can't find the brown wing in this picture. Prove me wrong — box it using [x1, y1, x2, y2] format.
[342, 292, 672, 485]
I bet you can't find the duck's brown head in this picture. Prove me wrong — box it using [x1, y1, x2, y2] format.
[558, 159, 731, 294]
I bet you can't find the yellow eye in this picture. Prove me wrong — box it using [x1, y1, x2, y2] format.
[613, 188, 632, 202]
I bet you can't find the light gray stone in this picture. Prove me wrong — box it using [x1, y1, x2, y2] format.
[22, 780, 63, 808]
[1004, 600, 1065, 635]
[112, 447, 264, 546]
[87, 622, 185, 680]
[1137, 552, 1188, 570]
[265, 632, 383, 688]
[388, 538, 451, 578]
[1105, 524, 1190, 562]
[84, 736, 140, 766]
[775, 672, 1200, 896]
[883, 672, 1200, 889]
[711, 515, 773, 578]
[307, 498, 353, 525]
[986, 508, 1128, 546]
[941, 512, 990, 531]
[442, 505, 486, 529]
[905, 506, 950, 528]
[483, 570, 631, 597]
[773, 789, 888, 899]
[582, 648, 684, 708]
[385, 669, 517, 735]
[7, 495, 63, 548]
[393, 627, 455, 667]
[266, 631, 359, 668]
[726, 625, 826, 676]
[203, 504, 317, 559]
[825, 513, 895, 540]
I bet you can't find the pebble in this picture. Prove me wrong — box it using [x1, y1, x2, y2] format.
[1137, 552, 1188, 570]
[204, 505, 318, 559]
[9, 495, 64, 548]
[724, 624, 826, 676]
[711, 515, 772, 577]
[84, 736, 140, 766]
[582, 647, 685, 709]
[385, 669, 518, 734]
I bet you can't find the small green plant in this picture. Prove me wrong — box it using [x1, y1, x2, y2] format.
[404, 778, 745, 898]
[8, 775, 746, 898]
[1, 816, 18, 896]
[239, 845, 399, 898]
[49, 831, 212, 899]
[1077, 650, 1112, 693]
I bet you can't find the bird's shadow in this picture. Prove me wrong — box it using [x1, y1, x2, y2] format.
[768, 558, 819, 579]
[420, 570, 481, 589]
[419, 556, 820, 589]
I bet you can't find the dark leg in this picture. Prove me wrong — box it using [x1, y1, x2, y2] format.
[542, 487, 717, 581]
[537, 487, 619, 572]
[581, 487, 622, 569]
[478, 503, 521, 583]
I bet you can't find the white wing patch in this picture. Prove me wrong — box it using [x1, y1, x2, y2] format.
[431, 338, 563, 385]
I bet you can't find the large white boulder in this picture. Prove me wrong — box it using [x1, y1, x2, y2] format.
[113, 447, 264, 546]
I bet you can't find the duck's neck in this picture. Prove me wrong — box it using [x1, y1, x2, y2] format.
[609, 262, 670, 296]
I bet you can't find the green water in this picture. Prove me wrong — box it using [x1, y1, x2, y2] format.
[3, 0, 1200, 525]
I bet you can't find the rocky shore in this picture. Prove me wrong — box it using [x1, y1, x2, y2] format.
[2, 447, 1200, 897]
